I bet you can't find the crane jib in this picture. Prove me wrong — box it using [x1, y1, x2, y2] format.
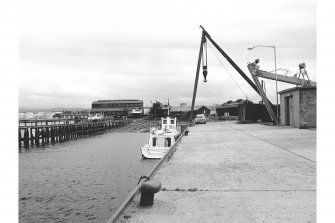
[190, 26, 276, 122]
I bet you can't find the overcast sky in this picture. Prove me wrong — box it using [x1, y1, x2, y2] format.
[19, 0, 316, 109]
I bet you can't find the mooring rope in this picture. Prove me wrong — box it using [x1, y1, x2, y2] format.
[137, 175, 150, 185]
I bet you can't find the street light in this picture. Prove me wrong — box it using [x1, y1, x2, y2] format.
[248, 45, 279, 125]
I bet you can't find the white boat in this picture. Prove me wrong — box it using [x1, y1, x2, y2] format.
[88, 114, 104, 121]
[141, 116, 181, 159]
[128, 107, 143, 117]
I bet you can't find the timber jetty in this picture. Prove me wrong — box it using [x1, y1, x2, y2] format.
[18, 118, 128, 150]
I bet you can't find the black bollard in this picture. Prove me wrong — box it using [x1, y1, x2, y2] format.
[140, 179, 162, 206]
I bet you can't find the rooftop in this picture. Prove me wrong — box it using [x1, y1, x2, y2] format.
[92, 99, 143, 104]
[278, 86, 317, 94]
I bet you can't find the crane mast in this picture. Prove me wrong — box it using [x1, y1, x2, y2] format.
[190, 26, 277, 124]
[190, 26, 316, 125]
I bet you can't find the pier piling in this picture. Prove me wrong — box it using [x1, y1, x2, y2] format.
[18, 118, 128, 150]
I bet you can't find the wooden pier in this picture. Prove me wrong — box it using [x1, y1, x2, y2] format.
[18, 118, 128, 150]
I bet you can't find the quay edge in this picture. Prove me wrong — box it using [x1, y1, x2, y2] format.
[117, 121, 316, 223]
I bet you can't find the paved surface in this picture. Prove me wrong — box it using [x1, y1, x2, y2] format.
[119, 121, 316, 223]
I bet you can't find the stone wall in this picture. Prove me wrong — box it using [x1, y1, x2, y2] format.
[299, 88, 317, 128]
[279, 87, 316, 128]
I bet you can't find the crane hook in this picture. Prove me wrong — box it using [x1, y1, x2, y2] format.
[202, 39, 208, 82]
[203, 65, 208, 82]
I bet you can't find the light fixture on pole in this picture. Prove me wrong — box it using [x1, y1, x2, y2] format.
[248, 45, 279, 125]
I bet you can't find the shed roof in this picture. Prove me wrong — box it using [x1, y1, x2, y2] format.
[92, 99, 143, 104]
[90, 108, 126, 112]
[217, 99, 253, 109]
[170, 105, 210, 112]
[278, 86, 316, 94]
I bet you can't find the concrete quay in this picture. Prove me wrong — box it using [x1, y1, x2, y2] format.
[120, 121, 316, 223]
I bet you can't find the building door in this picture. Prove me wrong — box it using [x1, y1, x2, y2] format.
[285, 96, 293, 126]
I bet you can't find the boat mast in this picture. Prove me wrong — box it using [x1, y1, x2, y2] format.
[168, 98, 170, 117]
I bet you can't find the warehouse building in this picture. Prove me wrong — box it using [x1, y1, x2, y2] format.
[90, 99, 143, 117]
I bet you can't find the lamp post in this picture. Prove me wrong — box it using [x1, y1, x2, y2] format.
[248, 45, 279, 125]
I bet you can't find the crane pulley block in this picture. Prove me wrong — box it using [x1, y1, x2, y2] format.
[202, 39, 208, 82]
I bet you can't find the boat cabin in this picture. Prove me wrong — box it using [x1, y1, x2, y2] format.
[147, 117, 179, 148]
[141, 116, 181, 159]
[160, 117, 177, 131]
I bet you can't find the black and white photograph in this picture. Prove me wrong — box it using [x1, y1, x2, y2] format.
[2, 0, 334, 222]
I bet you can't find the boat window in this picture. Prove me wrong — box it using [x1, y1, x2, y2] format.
[152, 137, 157, 146]
[163, 120, 167, 124]
[166, 138, 171, 147]
[171, 120, 174, 124]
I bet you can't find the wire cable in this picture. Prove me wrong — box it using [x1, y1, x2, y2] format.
[207, 42, 249, 99]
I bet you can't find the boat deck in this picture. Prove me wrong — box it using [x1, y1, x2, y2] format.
[119, 121, 316, 222]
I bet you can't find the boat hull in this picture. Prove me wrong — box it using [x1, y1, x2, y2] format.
[141, 146, 170, 159]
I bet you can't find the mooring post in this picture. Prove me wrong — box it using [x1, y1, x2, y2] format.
[55, 127, 58, 142]
[30, 128, 34, 145]
[34, 128, 38, 145]
[61, 126, 64, 141]
[44, 128, 47, 143]
[140, 180, 162, 206]
[57, 127, 60, 141]
[68, 126, 71, 139]
[19, 129, 22, 148]
[65, 126, 68, 140]
[51, 127, 55, 143]
[41, 128, 45, 145]
[47, 127, 50, 143]
[24, 129, 29, 147]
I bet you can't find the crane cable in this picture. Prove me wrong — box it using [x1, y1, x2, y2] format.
[201, 39, 208, 82]
[207, 41, 249, 99]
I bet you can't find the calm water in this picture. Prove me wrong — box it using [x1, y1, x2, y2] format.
[19, 132, 157, 223]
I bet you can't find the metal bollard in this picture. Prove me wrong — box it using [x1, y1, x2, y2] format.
[140, 180, 162, 206]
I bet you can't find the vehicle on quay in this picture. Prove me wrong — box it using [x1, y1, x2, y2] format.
[195, 114, 206, 124]
[140, 116, 181, 159]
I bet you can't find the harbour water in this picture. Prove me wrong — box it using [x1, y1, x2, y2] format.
[19, 131, 157, 223]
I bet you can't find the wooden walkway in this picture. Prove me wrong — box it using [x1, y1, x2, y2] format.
[18, 118, 128, 150]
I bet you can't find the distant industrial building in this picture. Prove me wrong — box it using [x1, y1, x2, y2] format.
[238, 100, 276, 123]
[216, 99, 244, 117]
[90, 99, 143, 117]
[278, 86, 316, 128]
[216, 99, 277, 123]
[170, 105, 211, 118]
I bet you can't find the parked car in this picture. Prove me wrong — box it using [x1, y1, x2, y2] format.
[195, 114, 206, 124]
